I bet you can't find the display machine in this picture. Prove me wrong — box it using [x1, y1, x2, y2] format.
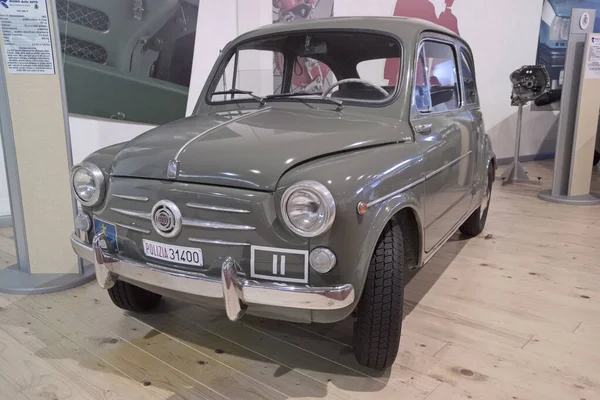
[538, 8, 600, 204]
[501, 65, 551, 184]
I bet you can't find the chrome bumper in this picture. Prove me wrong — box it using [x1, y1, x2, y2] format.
[70, 233, 355, 321]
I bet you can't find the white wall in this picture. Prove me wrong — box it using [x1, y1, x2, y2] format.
[68, 115, 155, 164]
[450, 0, 558, 158]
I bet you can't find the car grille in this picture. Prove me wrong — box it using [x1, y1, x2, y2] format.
[60, 35, 108, 64]
[94, 178, 307, 277]
[56, 0, 110, 32]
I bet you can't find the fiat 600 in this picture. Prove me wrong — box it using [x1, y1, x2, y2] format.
[70, 17, 496, 369]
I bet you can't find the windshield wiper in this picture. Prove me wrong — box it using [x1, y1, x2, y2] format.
[265, 91, 344, 111]
[213, 89, 266, 107]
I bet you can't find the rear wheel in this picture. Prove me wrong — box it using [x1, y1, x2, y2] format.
[352, 220, 404, 370]
[460, 163, 494, 237]
[593, 150, 600, 167]
[107, 281, 162, 312]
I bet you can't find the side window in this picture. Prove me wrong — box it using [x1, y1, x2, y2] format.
[460, 50, 479, 105]
[413, 40, 460, 113]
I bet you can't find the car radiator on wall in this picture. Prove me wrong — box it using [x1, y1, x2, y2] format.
[55, 0, 110, 32]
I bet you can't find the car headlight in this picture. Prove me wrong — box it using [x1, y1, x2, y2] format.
[281, 181, 335, 237]
[70, 162, 105, 206]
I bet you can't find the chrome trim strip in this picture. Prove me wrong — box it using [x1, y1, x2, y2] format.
[188, 238, 251, 247]
[110, 208, 151, 220]
[365, 151, 473, 208]
[366, 177, 425, 208]
[425, 151, 472, 180]
[114, 222, 151, 234]
[111, 207, 255, 231]
[112, 194, 149, 202]
[174, 107, 272, 161]
[186, 203, 250, 214]
[183, 218, 255, 231]
[72, 233, 355, 321]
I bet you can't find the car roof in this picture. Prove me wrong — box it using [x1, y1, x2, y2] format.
[233, 16, 460, 44]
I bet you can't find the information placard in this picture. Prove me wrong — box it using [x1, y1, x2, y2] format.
[585, 35, 600, 80]
[0, 0, 55, 74]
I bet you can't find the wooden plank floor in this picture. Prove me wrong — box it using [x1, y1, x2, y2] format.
[1, 160, 599, 399]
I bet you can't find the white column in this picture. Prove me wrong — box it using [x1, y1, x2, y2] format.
[0, 0, 93, 294]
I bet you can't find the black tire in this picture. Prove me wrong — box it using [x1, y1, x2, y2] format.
[594, 150, 600, 167]
[460, 163, 494, 237]
[353, 220, 404, 370]
[107, 280, 162, 312]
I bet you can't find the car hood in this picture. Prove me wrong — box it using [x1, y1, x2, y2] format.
[110, 107, 403, 191]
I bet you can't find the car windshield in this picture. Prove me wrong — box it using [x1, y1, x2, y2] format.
[209, 31, 402, 106]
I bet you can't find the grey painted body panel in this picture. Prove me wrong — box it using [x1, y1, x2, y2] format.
[76, 17, 495, 323]
[111, 107, 406, 191]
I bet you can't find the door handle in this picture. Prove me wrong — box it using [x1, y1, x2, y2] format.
[414, 123, 432, 134]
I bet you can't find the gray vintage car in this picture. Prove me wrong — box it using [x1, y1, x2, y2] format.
[70, 17, 496, 369]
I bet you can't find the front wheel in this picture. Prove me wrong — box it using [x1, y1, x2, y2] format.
[352, 220, 404, 370]
[460, 163, 494, 237]
[593, 150, 600, 167]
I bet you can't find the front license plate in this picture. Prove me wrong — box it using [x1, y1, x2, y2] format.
[143, 239, 203, 267]
[93, 218, 118, 252]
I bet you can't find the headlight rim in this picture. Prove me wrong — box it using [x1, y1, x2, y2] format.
[281, 180, 336, 238]
[70, 162, 105, 207]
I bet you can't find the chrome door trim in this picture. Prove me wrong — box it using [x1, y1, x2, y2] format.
[366, 177, 426, 208]
[424, 151, 472, 179]
[365, 151, 472, 209]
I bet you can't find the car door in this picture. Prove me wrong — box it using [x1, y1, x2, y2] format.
[459, 45, 486, 205]
[410, 37, 476, 252]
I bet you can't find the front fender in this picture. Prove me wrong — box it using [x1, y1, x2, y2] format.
[311, 188, 424, 323]
[276, 140, 426, 323]
[81, 142, 127, 175]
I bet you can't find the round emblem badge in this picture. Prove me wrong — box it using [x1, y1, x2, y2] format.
[580, 12, 590, 30]
[151, 200, 182, 238]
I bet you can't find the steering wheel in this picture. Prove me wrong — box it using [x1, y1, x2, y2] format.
[321, 78, 389, 100]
